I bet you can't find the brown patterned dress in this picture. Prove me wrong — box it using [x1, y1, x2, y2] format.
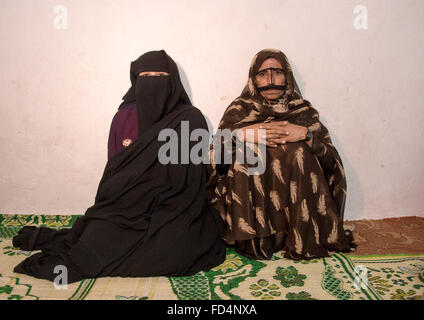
[206, 49, 357, 260]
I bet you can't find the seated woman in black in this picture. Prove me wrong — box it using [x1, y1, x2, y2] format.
[12, 50, 225, 283]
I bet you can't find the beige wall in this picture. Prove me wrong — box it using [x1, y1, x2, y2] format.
[1, 0, 423, 220]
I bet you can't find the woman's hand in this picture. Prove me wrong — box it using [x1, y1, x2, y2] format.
[262, 121, 313, 148]
[235, 122, 290, 147]
[236, 121, 312, 148]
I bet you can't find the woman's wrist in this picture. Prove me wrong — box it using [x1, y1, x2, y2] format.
[305, 136, 313, 148]
[303, 127, 313, 147]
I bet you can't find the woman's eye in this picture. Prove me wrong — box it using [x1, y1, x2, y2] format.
[258, 72, 265, 77]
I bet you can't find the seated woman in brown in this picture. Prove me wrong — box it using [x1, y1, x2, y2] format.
[207, 48, 357, 260]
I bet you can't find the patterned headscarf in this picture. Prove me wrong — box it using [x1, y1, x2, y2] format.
[243, 48, 303, 102]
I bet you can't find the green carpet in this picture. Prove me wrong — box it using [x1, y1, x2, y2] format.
[0, 214, 423, 300]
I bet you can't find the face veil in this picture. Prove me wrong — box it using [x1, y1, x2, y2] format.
[119, 50, 191, 136]
[135, 74, 172, 132]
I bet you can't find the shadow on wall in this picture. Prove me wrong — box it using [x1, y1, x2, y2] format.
[292, 58, 363, 221]
[290, 58, 305, 97]
[176, 61, 193, 102]
[176, 61, 215, 136]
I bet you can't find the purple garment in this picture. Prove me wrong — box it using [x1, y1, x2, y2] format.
[107, 102, 138, 160]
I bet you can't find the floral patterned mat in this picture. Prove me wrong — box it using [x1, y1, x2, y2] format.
[0, 214, 423, 300]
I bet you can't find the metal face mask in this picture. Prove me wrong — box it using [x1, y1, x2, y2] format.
[255, 67, 287, 92]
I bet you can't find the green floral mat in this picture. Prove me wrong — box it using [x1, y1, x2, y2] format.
[0, 214, 423, 300]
